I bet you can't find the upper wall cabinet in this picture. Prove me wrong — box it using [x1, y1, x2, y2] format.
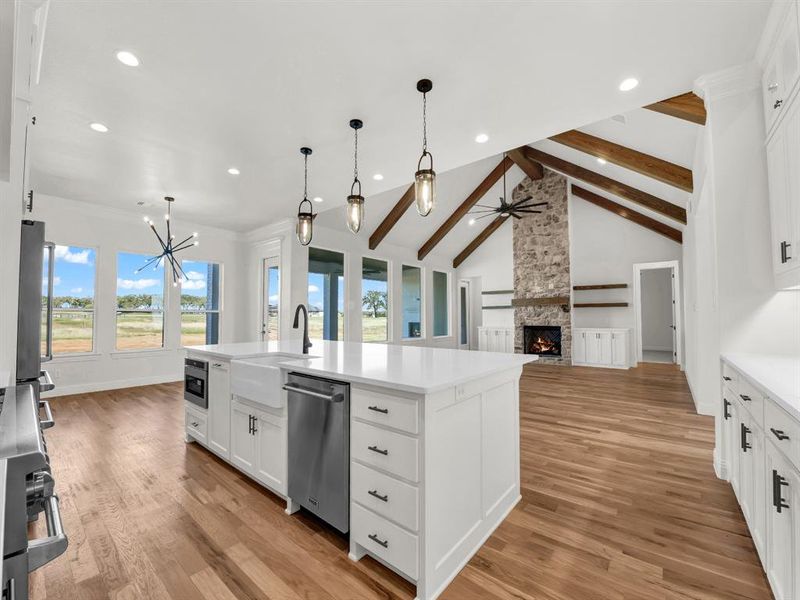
[759, 0, 800, 289]
[761, 2, 800, 136]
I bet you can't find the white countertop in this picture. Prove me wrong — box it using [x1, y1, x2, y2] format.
[722, 353, 800, 420]
[185, 340, 537, 395]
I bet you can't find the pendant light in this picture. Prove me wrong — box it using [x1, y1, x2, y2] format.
[346, 119, 364, 234]
[414, 78, 435, 217]
[138, 196, 198, 287]
[296, 147, 314, 246]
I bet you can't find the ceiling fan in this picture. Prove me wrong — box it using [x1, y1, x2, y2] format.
[468, 152, 548, 222]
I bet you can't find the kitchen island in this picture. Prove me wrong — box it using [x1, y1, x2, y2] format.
[183, 340, 536, 600]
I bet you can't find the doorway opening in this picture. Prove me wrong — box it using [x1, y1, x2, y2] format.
[261, 256, 280, 341]
[458, 280, 471, 350]
[633, 261, 682, 366]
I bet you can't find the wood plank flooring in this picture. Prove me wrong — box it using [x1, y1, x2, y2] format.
[30, 363, 771, 599]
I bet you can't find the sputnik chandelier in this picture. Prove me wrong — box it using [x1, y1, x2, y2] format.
[139, 196, 199, 286]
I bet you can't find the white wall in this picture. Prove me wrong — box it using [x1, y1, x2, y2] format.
[569, 191, 683, 331]
[31, 194, 247, 396]
[243, 220, 460, 349]
[640, 268, 674, 351]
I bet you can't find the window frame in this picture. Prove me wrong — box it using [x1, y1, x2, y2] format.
[114, 249, 168, 352]
[179, 259, 223, 347]
[47, 243, 99, 358]
[307, 245, 347, 342]
[361, 255, 391, 343]
[431, 269, 450, 338]
[400, 263, 425, 341]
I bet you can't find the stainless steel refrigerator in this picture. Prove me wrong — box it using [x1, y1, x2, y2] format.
[16, 219, 55, 390]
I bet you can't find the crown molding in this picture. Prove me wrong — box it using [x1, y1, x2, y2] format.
[693, 61, 761, 104]
[244, 218, 294, 245]
[32, 193, 242, 241]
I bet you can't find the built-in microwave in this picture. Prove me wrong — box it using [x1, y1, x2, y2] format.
[184, 358, 208, 408]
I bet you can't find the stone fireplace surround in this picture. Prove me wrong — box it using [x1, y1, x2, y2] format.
[512, 170, 571, 364]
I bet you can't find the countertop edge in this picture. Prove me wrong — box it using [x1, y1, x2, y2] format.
[722, 353, 800, 421]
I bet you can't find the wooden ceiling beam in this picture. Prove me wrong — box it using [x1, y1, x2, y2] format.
[571, 185, 682, 244]
[644, 92, 707, 125]
[549, 129, 693, 192]
[523, 146, 687, 224]
[507, 147, 544, 181]
[368, 183, 415, 250]
[452, 215, 507, 268]
[417, 156, 513, 261]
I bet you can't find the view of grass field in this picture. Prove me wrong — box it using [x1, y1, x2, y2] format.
[306, 313, 386, 342]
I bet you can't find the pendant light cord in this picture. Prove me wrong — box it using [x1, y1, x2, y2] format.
[502, 152, 507, 200]
[303, 152, 308, 200]
[422, 92, 428, 153]
[353, 126, 359, 182]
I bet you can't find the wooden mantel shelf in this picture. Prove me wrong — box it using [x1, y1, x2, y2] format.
[511, 296, 570, 307]
[573, 283, 628, 291]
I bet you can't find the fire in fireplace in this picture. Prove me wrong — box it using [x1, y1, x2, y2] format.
[523, 325, 562, 356]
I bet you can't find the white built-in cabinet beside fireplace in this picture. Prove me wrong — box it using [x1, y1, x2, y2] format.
[477, 327, 514, 353]
[572, 328, 630, 369]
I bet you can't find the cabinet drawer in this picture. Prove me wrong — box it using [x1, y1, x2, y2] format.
[351, 462, 419, 532]
[351, 421, 419, 482]
[737, 378, 764, 426]
[185, 405, 208, 444]
[765, 400, 800, 471]
[721, 362, 739, 396]
[352, 388, 418, 434]
[351, 503, 418, 580]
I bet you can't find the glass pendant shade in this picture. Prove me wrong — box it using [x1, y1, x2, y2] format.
[415, 152, 436, 217]
[297, 199, 313, 246]
[346, 194, 364, 234]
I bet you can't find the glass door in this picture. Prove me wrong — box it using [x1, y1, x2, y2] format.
[262, 257, 280, 341]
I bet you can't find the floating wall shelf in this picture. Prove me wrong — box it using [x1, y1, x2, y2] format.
[482, 305, 513, 310]
[481, 289, 514, 295]
[572, 283, 628, 291]
[573, 302, 629, 308]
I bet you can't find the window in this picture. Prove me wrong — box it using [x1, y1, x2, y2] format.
[432, 270, 449, 337]
[42, 245, 96, 355]
[401, 265, 422, 338]
[264, 258, 280, 341]
[180, 260, 221, 346]
[308, 248, 345, 341]
[362, 258, 388, 342]
[116, 252, 165, 350]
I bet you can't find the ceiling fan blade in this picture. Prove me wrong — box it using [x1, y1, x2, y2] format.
[510, 213, 522, 220]
[515, 209, 543, 214]
[474, 203, 498, 209]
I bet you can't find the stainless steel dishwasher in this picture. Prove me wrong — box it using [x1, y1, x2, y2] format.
[284, 372, 350, 533]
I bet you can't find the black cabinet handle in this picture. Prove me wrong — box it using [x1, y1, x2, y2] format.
[368, 406, 389, 414]
[723, 399, 731, 420]
[772, 470, 790, 513]
[740, 394, 752, 402]
[367, 445, 389, 456]
[781, 241, 792, 264]
[774, 99, 784, 109]
[248, 415, 253, 435]
[740, 423, 751, 452]
[368, 489, 389, 502]
[722, 376, 732, 382]
[368, 533, 389, 548]
[770, 428, 790, 441]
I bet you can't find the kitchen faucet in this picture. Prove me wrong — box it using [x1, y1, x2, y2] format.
[293, 304, 312, 354]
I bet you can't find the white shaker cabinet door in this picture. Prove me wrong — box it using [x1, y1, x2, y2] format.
[765, 442, 797, 600]
[230, 399, 257, 475]
[572, 331, 587, 364]
[208, 360, 231, 459]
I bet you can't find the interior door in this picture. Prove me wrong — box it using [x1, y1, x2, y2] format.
[262, 256, 280, 341]
[458, 281, 470, 350]
[670, 269, 678, 364]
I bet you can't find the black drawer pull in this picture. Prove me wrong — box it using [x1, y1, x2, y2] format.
[723, 399, 731, 420]
[723, 376, 732, 381]
[368, 533, 389, 548]
[772, 470, 790, 513]
[770, 428, 790, 441]
[368, 445, 388, 456]
[368, 489, 388, 502]
[740, 423, 751, 452]
[368, 406, 389, 414]
[740, 394, 752, 402]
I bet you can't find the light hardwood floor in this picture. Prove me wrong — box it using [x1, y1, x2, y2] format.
[30, 363, 772, 599]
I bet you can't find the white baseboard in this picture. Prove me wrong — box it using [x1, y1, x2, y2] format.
[642, 345, 673, 352]
[42, 373, 182, 397]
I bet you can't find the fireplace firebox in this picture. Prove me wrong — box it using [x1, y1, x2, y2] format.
[523, 325, 562, 356]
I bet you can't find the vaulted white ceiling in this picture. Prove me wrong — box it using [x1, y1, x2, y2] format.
[28, 1, 767, 232]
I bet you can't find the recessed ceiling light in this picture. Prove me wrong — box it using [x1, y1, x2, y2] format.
[116, 50, 140, 67]
[89, 122, 108, 133]
[313, 196, 323, 203]
[475, 133, 489, 144]
[597, 158, 607, 165]
[468, 218, 476, 226]
[227, 167, 240, 175]
[373, 173, 384, 181]
[619, 78, 639, 92]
